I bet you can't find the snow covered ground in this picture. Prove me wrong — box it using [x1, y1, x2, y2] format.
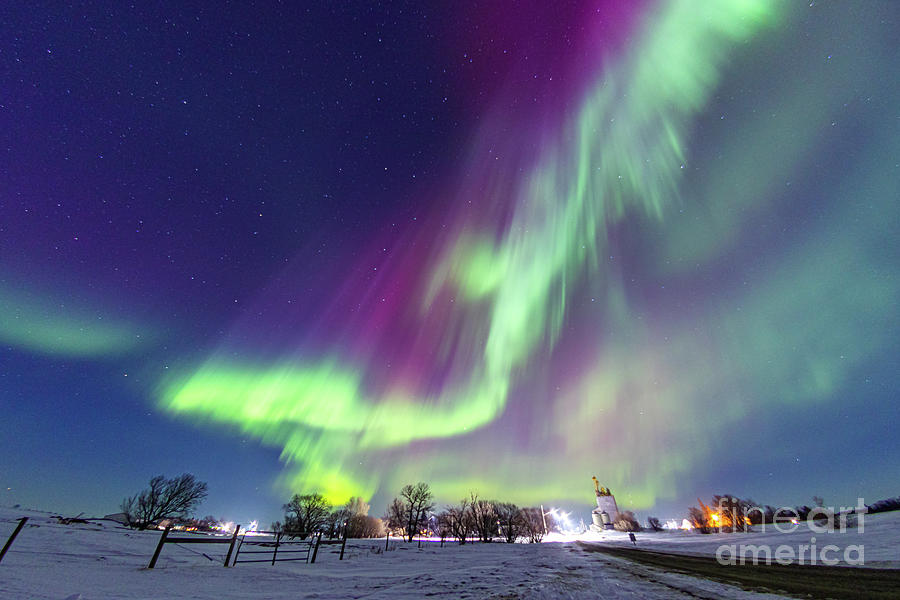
[2, 506, 897, 599]
[571, 510, 900, 568]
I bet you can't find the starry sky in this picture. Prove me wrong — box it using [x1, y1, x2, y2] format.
[1, 1, 898, 526]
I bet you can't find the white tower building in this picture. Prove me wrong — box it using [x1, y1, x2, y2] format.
[589, 476, 619, 531]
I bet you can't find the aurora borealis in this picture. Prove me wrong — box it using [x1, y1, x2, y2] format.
[2, 1, 898, 523]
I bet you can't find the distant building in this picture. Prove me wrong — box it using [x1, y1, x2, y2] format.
[102, 512, 129, 525]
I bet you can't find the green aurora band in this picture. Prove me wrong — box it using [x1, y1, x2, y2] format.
[161, 0, 899, 508]
[0, 284, 146, 357]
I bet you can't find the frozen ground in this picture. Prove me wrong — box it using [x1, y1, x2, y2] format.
[2, 507, 897, 599]
[571, 510, 900, 568]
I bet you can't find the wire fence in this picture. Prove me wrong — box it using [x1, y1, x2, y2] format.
[232, 530, 318, 565]
[148, 524, 241, 568]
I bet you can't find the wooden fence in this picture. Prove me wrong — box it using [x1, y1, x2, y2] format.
[0, 517, 28, 564]
[148, 524, 241, 568]
[232, 530, 318, 565]
[3, 516, 359, 570]
[147, 527, 350, 568]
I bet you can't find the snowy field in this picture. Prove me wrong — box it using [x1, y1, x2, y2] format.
[567, 510, 900, 569]
[2, 507, 898, 599]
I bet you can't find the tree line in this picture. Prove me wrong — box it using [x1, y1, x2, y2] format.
[125, 473, 900, 539]
[382, 483, 549, 544]
[274, 493, 384, 539]
[273, 482, 552, 543]
[683, 493, 890, 534]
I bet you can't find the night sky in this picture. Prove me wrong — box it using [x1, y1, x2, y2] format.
[2, 1, 898, 526]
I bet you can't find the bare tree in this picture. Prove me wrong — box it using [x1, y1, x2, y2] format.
[347, 515, 385, 538]
[520, 507, 546, 543]
[687, 497, 717, 533]
[283, 493, 330, 539]
[345, 496, 370, 517]
[326, 505, 351, 538]
[687, 506, 711, 533]
[397, 482, 435, 542]
[341, 496, 373, 538]
[439, 498, 473, 544]
[469, 493, 498, 542]
[121, 473, 208, 530]
[435, 511, 452, 544]
[712, 495, 749, 533]
[495, 503, 524, 543]
[383, 497, 407, 537]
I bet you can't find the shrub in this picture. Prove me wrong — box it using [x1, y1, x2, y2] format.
[613, 511, 641, 532]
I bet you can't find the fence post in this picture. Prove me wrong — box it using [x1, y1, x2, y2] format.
[271, 531, 281, 566]
[148, 525, 171, 569]
[385, 531, 390, 551]
[223, 525, 241, 567]
[0, 517, 28, 565]
[310, 532, 321, 564]
[232, 534, 245, 566]
[339, 530, 347, 560]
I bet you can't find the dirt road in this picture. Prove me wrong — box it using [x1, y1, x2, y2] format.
[580, 543, 900, 599]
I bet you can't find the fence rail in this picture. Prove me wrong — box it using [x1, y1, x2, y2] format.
[148, 524, 240, 568]
[146, 526, 357, 568]
[233, 530, 320, 565]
